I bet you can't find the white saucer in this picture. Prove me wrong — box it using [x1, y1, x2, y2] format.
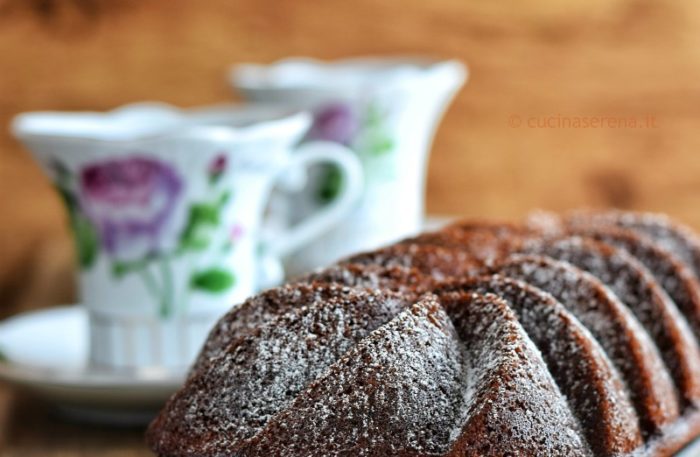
[679, 438, 700, 457]
[0, 305, 185, 425]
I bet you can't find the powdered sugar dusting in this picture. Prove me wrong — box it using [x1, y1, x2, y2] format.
[148, 286, 410, 456]
[240, 296, 468, 456]
[442, 292, 593, 456]
[522, 235, 700, 408]
[490, 254, 679, 437]
[345, 243, 483, 280]
[406, 222, 528, 262]
[530, 209, 700, 346]
[571, 226, 700, 348]
[437, 276, 641, 455]
[567, 210, 700, 280]
[148, 209, 700, 456]
[191, 284, 410, 373]
[295, 263, 437, 296]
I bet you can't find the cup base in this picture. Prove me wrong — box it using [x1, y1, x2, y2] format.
[88, 309, 217, 372]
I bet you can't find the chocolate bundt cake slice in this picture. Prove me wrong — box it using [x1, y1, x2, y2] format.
[149, 209, 700, 456]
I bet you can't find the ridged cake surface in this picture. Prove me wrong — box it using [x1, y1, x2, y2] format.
[148, 210, 700, 457]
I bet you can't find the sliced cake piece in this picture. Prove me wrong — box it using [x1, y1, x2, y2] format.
[345, 242, 482, 280]
[192, 283, 411, 372]
[243, 294, 592, 457]
[436, 276, 642, 456]
[521, 236, 700, 408]
[147, 286, 410, 456]
[294, 263, 437, 296]
[489, 254, 680, 438]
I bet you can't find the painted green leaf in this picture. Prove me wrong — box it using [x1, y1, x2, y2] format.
[370, 134, 394, 155]
[179, 203, 221, 252]
[179, 235, 210, 252]
[191, 203, 220, 225]
[316, 166, 343, 203]
[218, 190, 231, 208]
[54, 184, 78, 214]
[190, 268, 235, 293]
[112, 262, 129, 278]
[50, 168, 99, 269]
[366, 104, 383, 128]
[112, 258, 150, 278]
[357, 103, 394, 157]
[72, 215, 99, 269]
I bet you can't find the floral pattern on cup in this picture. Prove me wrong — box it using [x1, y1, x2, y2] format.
[51, 153, 238, 318]
[306, 103, 360, 146]
[79, 157, 182, 262]
[306, 101, 395, 202]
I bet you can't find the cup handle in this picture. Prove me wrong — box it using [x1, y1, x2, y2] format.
[256, 252, 285, 291]
[266, 141, 364, 260]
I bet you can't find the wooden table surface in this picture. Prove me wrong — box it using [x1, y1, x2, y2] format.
[0, 387, 152, 457]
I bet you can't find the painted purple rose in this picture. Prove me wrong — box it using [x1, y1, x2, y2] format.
[208, 153, 228, 183]
[306, 102, 360, 145]
[79, 156, 183, 261]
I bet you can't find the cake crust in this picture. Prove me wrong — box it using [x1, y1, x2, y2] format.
[148, 210, 700, 457]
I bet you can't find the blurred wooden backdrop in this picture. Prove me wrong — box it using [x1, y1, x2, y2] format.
[2, 0, 700, 314]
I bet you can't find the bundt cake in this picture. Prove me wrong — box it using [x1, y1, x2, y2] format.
[148, 209, 700, 457]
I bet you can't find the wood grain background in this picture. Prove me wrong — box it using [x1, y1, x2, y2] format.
[2, 0, 700, 314]
[1, 1, 700, 454]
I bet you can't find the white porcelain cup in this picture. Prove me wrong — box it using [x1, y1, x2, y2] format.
[231, 56, 467, 276]
[11, 102, 363, 372]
